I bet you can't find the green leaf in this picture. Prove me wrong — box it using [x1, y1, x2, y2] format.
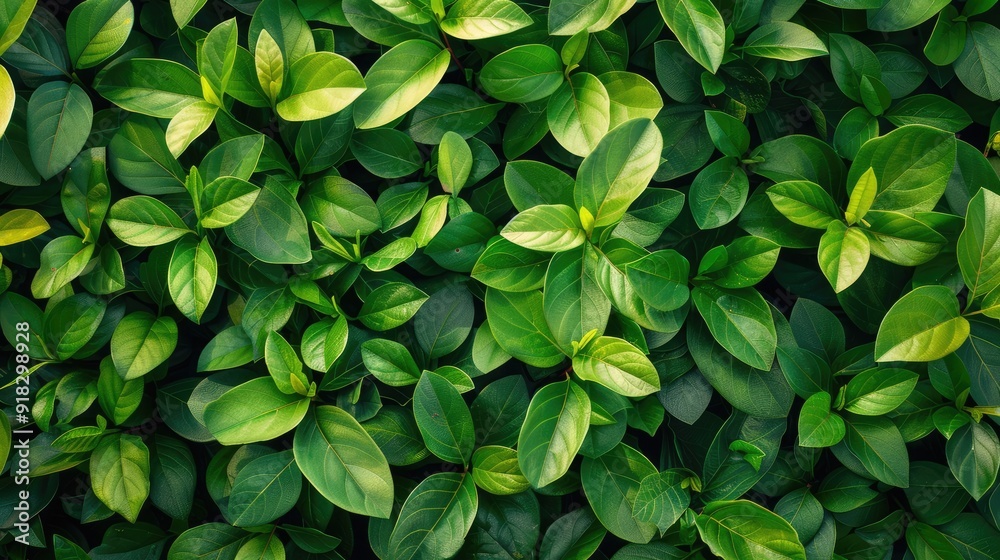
[438, 131, 472, 195]
[573, 336, 659, 397]
[293, 405, 394, 518]
[170, 0, 206, 28]
[885, 94, 971, 132]
[203, 377, 310, 445]
[625, 249, 689, 311]
[229, 450, 301, 527]
[689, 157, 749, 230]
[200, 177, 260, 228]
[28, 81, 93, 180]
[695, 500, 806, 560]
[0, 208, 48, 246]
[906, 522, 964, 560]
[518, 379, 591, 488]
[107, 196, 191, 246]
[0, 65, 13, 139]
[413, 371, 475, 466]
[843, 367, 918, 415]
[485, 288, 565, 368]
[387, 472, 478, 560]
[742, 22, 827, 61]
[111, 312, 177, 380]
[834, 415, 910, 487]
[0, 0, 35, 57]
[546, 72, 611, 157]
[165, 100, 218, 157]
[954, 23, 1000, 101]
[867, 0, 948, 31]
[276, 51, 366, 121]
[582, 443, 658, 543]
[54, 535, 91, 560]
[226, 178, 312, 264]
[924, 6, 966, 67]
[471, 446, 530, 495]
[479, 44, 564, 103]
[704, 110, 750, 157]
[691, 284, 776, 370]
[574, 118, 663, 227]
[544, 244, 610, 354]
[108, 115, 186, 194]
[30, 236, 95, 299]
[501, 204, 586, 252]
[167, 236, 217, 324]
[169, 524, 250, 560]
[95, 58, 203, 118]
[798, 391, 846, 448]
[847, 125, 956, 214]
[946, 421, 1000, 500]
[264, 331, 308, 395]
[362, 338, 420, 386]
[472, 237, 549, 292]
[353, 39, 449, 129]
[90, 433, 150, 523]
[656, 0, 726, 72]
[845, 166, 876, 226]
[440, 0, 532, 40]
[631, 470, 692, 534]
[357, 282, 428, 331]
[958, 188, 1000, 302]
[875, 285, 970, 362]
[818, 221, 870, 293]
[66, 0, 133, 69]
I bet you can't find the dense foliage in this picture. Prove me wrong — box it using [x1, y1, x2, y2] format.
[2, 0, 1000, 558]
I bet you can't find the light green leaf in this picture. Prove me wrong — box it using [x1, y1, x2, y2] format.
[30, 236, 95, 299]
[479, 44, 564, 103]
[203, 377, 310, 445]
[441, 0, 532, 40]
[818, 221, 870, 293]
[95, 58, 203, 118]
[695, 500, 806, 560]
[107, 196, 191, 246]
[845, 166, 876, 225]
[471, 446, 530, 495]
[574, 118, 663, 227]
[90, 433, 150, 523]
[167, 236, 217, 324]
[276, 51, 366, 121]
[500, 204, 586, 252]
[165, 100, 218, 158]
[0, 208, 49, 246]
[353, 39, 450, 129]
[518, 380, 591, 488]
[66, 0, 133, 69]
[546, 72, 611, 157]
[798, 392, 846, 448]
[843, 367, 918, 415]
[438, 131, 472, 195]
[573, 336, 659, 397]
[111, 312, 177, 380]
[742, 22, 827, 61]
[656, 0, 726, 72]
[958, 188, 1000, 302]
[358, 282, 429, 331]
[875, 285, 970, 362]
